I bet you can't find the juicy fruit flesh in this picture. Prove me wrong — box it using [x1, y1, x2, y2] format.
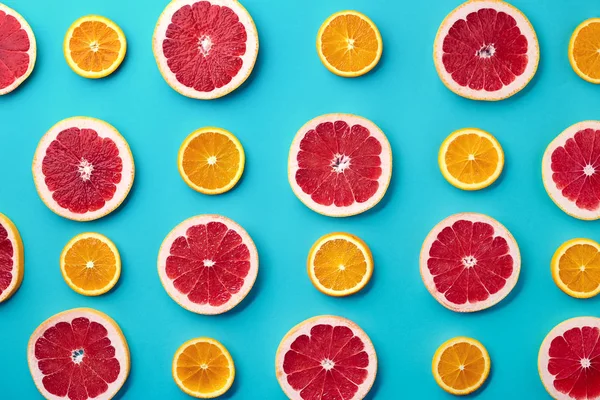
[163, 1, 248, 92]
[320, 14, 378, 73]
[283, 324, 369, 400]
[437, 342, 486, 391]
[572, 22, 600, 80]
[176, 341, 231, 394]
[427, 219, 514, 306]
[69, 21, 122, 73]
[442, 8, 528, 92]
[64, 237, 117, 291]
[558, 244, 600, 293]
[296, 120, 383, 207]
[313, 239, 367, 291]
[445, 133, 499, 184]
[42, 127, 123, 215]
[166, 221, 251, 307]
[547, 325, 600, 399]
[0, 10, 31, 90]
[0, 222, 14, 296]
[182, 131, 241, 190]
[34, 317, 121, 400]
[551, 128, 600, 212]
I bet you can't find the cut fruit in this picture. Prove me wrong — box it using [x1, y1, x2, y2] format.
[172, 337, 235, 398]
[63, 15, 126, 79]
[0, 3, 36, 95]
[316, 10, 382, 78]
[0, 213, 23, 303]
[551, 238, 600, 299]
[178, 127, 245, 195]
[432, 337, 490, 396]
[433, 0, 539, 101]
[275, 315, 377, 400]
[28, 308, 130, 400]
[32, 117, 135, 221]
[542, 121, 600, 220]
[420, 213, 521, 312]
[438, 128, 504, 191]
[158, 215, 258, 315]
[153, 0, 259, 99]
[307, 232, 373, 297]
[569, 19, 600, 84]
[60, 232, 121, 296]
[288, 113, 392, 217]
[539, 317, 600, 400]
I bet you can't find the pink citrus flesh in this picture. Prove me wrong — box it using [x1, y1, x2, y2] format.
[0, 4, 36, 95]
[0, 214, 23, 303]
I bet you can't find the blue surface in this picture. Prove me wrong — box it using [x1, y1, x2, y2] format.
[1, 0, 599, 398]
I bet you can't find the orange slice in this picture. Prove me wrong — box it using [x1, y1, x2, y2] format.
[438, 128, 504, 191]
[307, 232, 373, 297]
[172, 337, 235, 399]
[178, 127, 245, 195]
[551, 238, 600, 298]
[432, 337, 490, 396]
[316, 10, 382, 77]
[60, 232, 121, 296]
[64, 15, 126, 79]
[569, 19, 600, 84]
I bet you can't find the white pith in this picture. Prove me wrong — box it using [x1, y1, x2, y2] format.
[0, 4, 36, 95]
[420, 213, 521, 312]
[288, 114, 393, 217]
[157, 214, 259, 315]
[32, 117, 135, 222]
[275, 316, 377, 400]
[542, 121, 600, 220]
[433, 0, 539, 101]
[0, 214, 23, 303]
[152, 0, 259, 99]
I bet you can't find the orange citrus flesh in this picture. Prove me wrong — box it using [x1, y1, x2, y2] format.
[570, 20, 600, 82]
[314, 239, 367, 290]
[555, 241, 600, 296]
[445, 133, 499, 185]
[434, 338, 489, 395]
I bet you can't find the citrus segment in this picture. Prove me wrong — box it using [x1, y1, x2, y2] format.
[420, 213, 521, 312]
[307, 232, 373, 297]
[316, 11, 382, 77]
[153, 0, 259, 99]
[64, 15, 126, 79]
[0, 213, 23, 303]
[552, 239, 600, 299]
[0, 4, 36, 95]
[569, 19, 600, 84]
[173, 337, 235, 398]
[178, 127, 245, 194]
[433, 0, 539, 100]
[275, 316, 377, 400]
[432, 337, 490, 395]
[27, 308, 130, 400]
[439, 128, 504, 190]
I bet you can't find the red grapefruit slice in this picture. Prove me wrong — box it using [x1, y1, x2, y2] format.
[28, 308, 130, 400]
[539, 317, 600, 400]
[152, 0, 259, 99]
[542, 121, 600, 220]
[32, 117, 135, 221]
[433, 0, 539, 101]
[420, 213, 521, 312]
[158, 214, 258, 315]
[275, 315, 377, 400]
[288, 114, 392, 217]
[0, 213, 23, 303]
[0, 4, 36, 95]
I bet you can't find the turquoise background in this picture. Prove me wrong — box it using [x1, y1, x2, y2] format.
[1, 0, 599, 398]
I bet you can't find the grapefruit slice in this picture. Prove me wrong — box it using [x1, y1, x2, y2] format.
[32, 117, 135, 221]
[542, 121, 600, 220]
[288, 114, 392, 217]
[0, 213, 23, 303]
[158, 215, 258, 315]
[552, 238, 600, 299]
[0, 4, 36, 95]
[420, 213, 521, 312]
[28, 308, 130, 400]
[152, 0, 259, 99]
[275, 315, 377, 400]
[539, 317, 600, 400]
[433, 0, 539, 101]
[569, 19, 600, 84]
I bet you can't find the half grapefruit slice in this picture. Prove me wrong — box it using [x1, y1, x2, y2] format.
[153, 0, 259, 99]
[0, 213, 23, 303]
[28, 308, 130, 400]
[32, 117, 135, 221]
[0, 3, 36, 95]
[288, 114, 392, 217]
[433, 0, 539, 101]
[275, 315, 377, 400]
[420, 213, 521, 312]
[158, 215, 258, 315]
